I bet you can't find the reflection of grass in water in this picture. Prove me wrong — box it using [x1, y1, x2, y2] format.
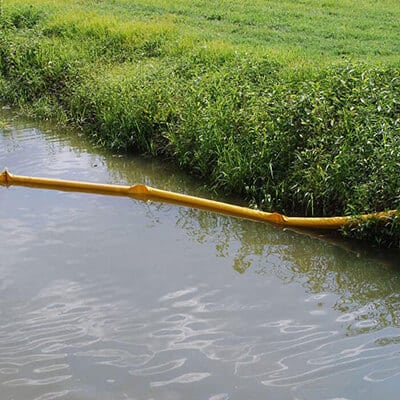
[173, 206, 400, 332]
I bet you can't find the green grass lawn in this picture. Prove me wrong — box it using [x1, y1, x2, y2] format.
[4, 0, 400, 66]
[1, 0, 399, 246]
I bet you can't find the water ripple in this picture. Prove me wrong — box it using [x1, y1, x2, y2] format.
[2, 118, 400, 399]
[0, 261, 399, 399]
[33, 391, 71, 400]
[364, 367, 400, 382]
[151, 372, 211, 387]
[130, 358, 186, 376]
[3, 375, 72, 387]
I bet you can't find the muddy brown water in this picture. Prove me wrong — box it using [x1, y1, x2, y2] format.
[0, 112, 400, 400]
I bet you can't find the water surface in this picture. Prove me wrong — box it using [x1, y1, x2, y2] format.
[0, 112, 399, 400]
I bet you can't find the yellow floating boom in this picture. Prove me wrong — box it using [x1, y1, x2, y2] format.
[0, 169, 397, 230]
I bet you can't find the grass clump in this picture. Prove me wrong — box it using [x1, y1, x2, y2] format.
[0, 0, 400, 247]
[342, 212, 400, 248]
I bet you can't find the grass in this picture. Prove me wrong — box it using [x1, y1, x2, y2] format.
[0, 0, 399, 247]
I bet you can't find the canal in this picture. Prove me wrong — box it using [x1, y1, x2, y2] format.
[0, 112, 399, 400]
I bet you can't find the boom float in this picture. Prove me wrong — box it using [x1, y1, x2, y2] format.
[0, 169, 396, 230]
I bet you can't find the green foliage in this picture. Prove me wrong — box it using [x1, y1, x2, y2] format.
[1, 0, 400, 247]
[1, 3, 46, 29]
[68, 62, 176, 154]
[0, 31, 82, 106]
[342, 213, 400, 248]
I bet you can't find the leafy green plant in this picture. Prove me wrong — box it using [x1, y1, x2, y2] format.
[342, 212, 400, 248]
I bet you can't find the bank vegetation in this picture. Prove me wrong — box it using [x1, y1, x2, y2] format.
[0, 0, 399, 247]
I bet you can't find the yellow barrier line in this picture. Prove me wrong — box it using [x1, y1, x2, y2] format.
[0, 169, 397, 229]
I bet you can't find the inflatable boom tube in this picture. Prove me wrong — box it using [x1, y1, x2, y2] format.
[0, 169, 396, 230]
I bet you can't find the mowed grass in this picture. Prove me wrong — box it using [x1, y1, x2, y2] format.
[4, 0, 400, 66]
[0, 0, 399, 247]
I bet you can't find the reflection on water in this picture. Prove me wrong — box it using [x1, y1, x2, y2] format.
[0, 111, 400, 400]
[173, 207, 400, 334]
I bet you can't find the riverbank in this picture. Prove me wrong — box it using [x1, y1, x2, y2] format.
[0, 0, 399, 247]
